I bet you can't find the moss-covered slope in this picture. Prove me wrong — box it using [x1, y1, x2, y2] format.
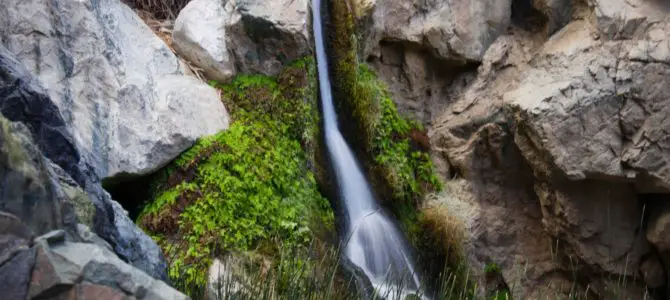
[138, 58, 334, 292]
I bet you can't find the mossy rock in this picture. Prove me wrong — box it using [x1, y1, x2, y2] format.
[327, 0, 442, 232]
[138, 58, 335, 294]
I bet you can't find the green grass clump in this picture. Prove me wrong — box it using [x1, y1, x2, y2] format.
[139, 58, 334, 296]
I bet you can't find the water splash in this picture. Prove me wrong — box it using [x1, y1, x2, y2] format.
[311, 0, 424, 298]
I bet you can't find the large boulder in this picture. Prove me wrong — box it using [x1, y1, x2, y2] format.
[359, 0, 512, 63]
[172, 0, 311, 83]
[0, 45, 169, 280]
[0, 0, 230, 181]
[0, 225, 189, 300]
[29, 230, 187, 300]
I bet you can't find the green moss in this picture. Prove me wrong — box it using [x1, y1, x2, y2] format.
[139, 58, 334, 295]
[328, 0, 441, 218]
[62, 185, 95, 228]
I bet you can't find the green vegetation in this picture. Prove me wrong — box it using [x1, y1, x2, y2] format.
[329, 0, 441, 225]
[139, 58, 334, 296]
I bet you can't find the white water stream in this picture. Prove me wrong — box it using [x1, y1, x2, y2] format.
[311, 0, 425, 298]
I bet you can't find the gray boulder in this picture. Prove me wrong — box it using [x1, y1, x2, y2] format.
[22, 229, 189, 300]
[359, 0, 512, 63]
[173, 0, 311, 82]
[0, 45, 169, 281]
[0, 0, 230, 180]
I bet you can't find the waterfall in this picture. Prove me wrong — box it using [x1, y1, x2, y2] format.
[311, 0, 425, 298]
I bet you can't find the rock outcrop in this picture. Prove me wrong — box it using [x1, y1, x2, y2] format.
[0, 0, 230, 181]
[0, 45, 168, 280]
[0, 109, 185, 299]
[0, 219, 188, 300]
[359, 0, 512, 63]
[425, 0, 670, 298]
[172, 0, 311, 83]
[352, 0, 513, 125]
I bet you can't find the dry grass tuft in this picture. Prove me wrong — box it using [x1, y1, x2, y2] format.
[133, 8, 207, 81]
[123, 0, 192, 19]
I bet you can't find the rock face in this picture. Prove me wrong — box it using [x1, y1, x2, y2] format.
[359, 0, 512, 63]
[2, 227, 189, 300]
[0, 103, 185, 298]
[173, 0, 311, 83]
[426, 0, 670, 298]
[355, 0, 513, 125]
[0, 0, 230, 181]
[0, 45, 169, 280]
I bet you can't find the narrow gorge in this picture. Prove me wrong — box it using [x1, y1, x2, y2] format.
[2, 0, 670, 299]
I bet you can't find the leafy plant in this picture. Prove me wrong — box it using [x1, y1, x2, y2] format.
[139, 58, 334, 295]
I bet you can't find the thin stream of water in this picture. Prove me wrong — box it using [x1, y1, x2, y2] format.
[311, 0, 424, 298]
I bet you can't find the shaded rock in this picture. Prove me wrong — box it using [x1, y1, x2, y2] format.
[0, 116, 65, 235]
[173, 0, 311, 82]
[29, 245, 81, 299]
[28, 230, 188, 300]
[0, 44, 169, 280]
[428, 29, 564, 298]
[0, 247, 37, 300]
[647, 202, 670, 252]
[531, 0, 573, 35]
[77, 283, 129, 300]
[640, 254, 666, 288]
[0, 0, 229, 180]
[591, 0, 669, 40]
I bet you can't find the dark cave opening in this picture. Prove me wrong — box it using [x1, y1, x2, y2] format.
[511, 0, 547, 31]
[103, 174, 155, 221]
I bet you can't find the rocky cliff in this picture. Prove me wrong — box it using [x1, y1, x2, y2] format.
[350, 0, 670, 298]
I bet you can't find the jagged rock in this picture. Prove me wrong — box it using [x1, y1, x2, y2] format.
[0, 45, 169, 280]
[0, 116, 67, 236]
[358, 0, 512, 63]
[0, 0, 229, 180]
[28, 230, 188, 300]
[504, 17, 670, 295]
[428, 14, 670, 297]
[356, 0, 515, 125]
[76, 283, 128, 300]
[591, 0, 669, 40]
[0, 247, 37, 300]
[173, 0, 311, 82]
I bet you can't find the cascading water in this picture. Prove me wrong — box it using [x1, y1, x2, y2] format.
[311, 0, 424, 298]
